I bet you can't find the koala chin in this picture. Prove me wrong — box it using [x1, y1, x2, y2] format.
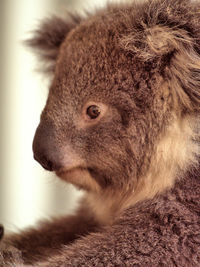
[1, 0, 200, 266]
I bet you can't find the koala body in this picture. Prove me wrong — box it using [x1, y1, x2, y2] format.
[1, 0, 200, 266]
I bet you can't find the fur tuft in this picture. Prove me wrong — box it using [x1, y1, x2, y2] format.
[120, 0, 200, 113]
[25, 14, 83, 73]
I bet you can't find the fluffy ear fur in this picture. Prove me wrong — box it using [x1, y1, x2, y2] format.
[120, 0, 200, 114]
[26, 14, 83, 73]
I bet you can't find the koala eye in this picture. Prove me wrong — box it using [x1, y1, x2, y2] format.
[86, 105, 101, 119]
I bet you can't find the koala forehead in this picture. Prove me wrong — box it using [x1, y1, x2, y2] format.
[29, 0, 200, 119]
[51, 12, 146, 106]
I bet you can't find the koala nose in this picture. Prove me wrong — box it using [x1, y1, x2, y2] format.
[33, 122, 62, 171]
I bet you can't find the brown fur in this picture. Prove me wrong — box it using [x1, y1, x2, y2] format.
[1, 0, 200, 266]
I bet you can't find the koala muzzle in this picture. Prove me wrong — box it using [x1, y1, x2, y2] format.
[33, 123, 62, 172]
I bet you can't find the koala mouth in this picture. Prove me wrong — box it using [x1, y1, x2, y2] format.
[56, 167, 87, 177]
[55, 167, 102, 192]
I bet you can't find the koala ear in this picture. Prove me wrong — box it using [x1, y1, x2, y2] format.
[165, 30, 200, 114]
[26, 14, 82, 74]
[121, 24, 200, 113]
[120, 0, 200, 114]
[121, 25, 191, 61]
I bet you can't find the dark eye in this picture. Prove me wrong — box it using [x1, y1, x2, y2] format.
[86, 105, 101, 119]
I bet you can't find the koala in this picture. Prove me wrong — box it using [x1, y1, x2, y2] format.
[1, 0, 200, 266]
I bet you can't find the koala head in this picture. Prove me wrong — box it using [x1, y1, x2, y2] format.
[29, 0, 200, 214]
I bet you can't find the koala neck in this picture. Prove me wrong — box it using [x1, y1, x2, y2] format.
[132, 114, 199, 204]
[87, 114, 199, 226]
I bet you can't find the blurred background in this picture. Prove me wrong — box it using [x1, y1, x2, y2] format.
[0, 0, 129, 232]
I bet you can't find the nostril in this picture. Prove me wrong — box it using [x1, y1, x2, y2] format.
[41, 158, 53, 171]
[45, 160, 53, 171]
[33, 153, 61, 172]
[34, 154, 53, 171]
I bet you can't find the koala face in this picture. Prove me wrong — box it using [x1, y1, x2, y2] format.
[32, 0, 200, 197]
[33, 17, 166, 193]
